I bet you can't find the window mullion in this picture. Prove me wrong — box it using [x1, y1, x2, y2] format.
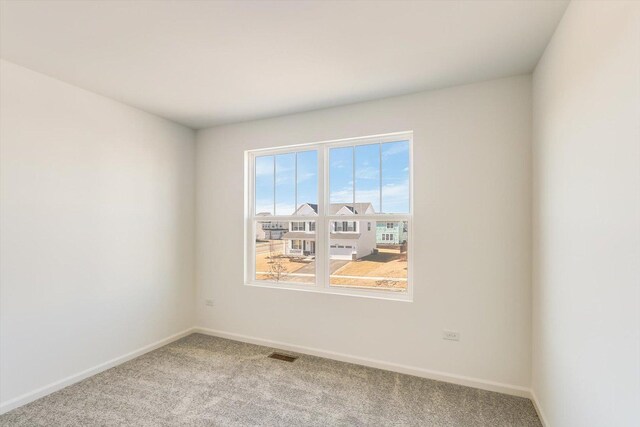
[379, 143, 382, 214]
[246, 152, 255, 284]
[352, 145, 355, 206]
[321, 145, 330, 290]
[272, 155, 276, 216]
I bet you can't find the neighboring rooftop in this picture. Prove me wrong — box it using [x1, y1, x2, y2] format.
[292, 203, 375, 216]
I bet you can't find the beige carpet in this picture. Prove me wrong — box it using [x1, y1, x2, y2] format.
[0, 334, 541, 426]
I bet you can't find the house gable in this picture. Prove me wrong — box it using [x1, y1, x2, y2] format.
[293, 203, 318, 216]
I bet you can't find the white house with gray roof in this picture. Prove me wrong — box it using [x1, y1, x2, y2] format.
[282, 203, 377, 260]
[256, 212, 289, 240]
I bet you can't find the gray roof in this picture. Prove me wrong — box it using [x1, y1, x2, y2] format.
[282, 231, 361, 240]
[282, 231, 316, 240]
[329, 203, 374, 214]
[330, 232, 361, 240]
[293, 202, 374, 215]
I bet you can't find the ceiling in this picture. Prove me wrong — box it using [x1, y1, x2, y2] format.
[0, 0, 569, 129]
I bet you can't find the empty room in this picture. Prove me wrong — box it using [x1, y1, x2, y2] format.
[0, 0, 638, 426]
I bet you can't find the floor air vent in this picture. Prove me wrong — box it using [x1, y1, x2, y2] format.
[268, 352, 298, 362]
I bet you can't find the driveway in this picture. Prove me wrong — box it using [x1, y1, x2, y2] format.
[330, 259, 349, 274]
[292, 259, 349, 275]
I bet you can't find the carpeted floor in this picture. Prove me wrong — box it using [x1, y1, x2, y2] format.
[0, 334, 541, 426]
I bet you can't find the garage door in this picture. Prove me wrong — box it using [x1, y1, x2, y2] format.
[330, 244, 354, 260]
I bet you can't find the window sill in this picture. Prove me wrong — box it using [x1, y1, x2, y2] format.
[243, 281, 413, 302]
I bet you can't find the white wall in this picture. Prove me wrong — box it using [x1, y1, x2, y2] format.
[532, 1, 640, 426]
[0, 60, 196, 408]
[196, 75, 532, 392]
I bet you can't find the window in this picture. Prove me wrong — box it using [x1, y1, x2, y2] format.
[291, 221, 306, 231]
[247, 132, 412, 300]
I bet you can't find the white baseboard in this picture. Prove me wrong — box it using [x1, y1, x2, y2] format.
[2, 327, 541, 419]
[0, 327, 195, 415]
[193, 326, 532, 399]
[530, 389, 549, 426]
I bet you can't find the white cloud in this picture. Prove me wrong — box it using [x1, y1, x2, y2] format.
[297, 171, 317, 183]
[255, 158, 274, 177]
[330, 186, 354, 204]
[275, 203, 296, 215]
[275, 175, 293, 185]
[332, 159, 347, 169]
[355, 166, 379, 180]
[382, 141, 409, 158]
[255, 198, 273, 215]
[329, 179, 409, 213]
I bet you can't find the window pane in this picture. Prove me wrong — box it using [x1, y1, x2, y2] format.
[295, 150, 318, 215]
[255, 155, 274, 215]
[355, 143, 380, 213]
[329, 220, 408, 291]
[255, 220, 316, 284]
[330, 146, 353, 206]
[381, 141, 410, 213]
[275, 153, 295, 215]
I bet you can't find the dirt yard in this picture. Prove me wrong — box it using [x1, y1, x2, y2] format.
[332, 248, 407, 278]
[255, 253, 313, 275]
[254, 243, 407, 290]
[330, 248, 408, 291]
[254, 241, 315, 283]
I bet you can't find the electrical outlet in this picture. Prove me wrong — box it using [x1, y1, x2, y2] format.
[443, 330, 460, 341]
[205, 299, 214, 307]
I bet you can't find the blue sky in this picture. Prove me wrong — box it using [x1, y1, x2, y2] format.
[255, 150, 317, 215]
[330, 140, 409, 213]
[380, 140, 410, 213]
[256, 141, 409, 215]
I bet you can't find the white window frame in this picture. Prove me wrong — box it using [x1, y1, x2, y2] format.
[245, 131, 413, 302]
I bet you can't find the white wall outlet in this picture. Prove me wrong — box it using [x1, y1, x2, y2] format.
[205, 299, 214, 307]
[443, 330, 460, 341]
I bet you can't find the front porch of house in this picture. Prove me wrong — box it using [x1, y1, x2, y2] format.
[285, 238, 316, 256]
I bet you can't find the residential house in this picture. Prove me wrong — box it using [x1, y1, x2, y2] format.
[282, 219, 316, 256]
[376, 221, 408, 245]
[256, 213, 289, 240]
[282, 203, 377, 260]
